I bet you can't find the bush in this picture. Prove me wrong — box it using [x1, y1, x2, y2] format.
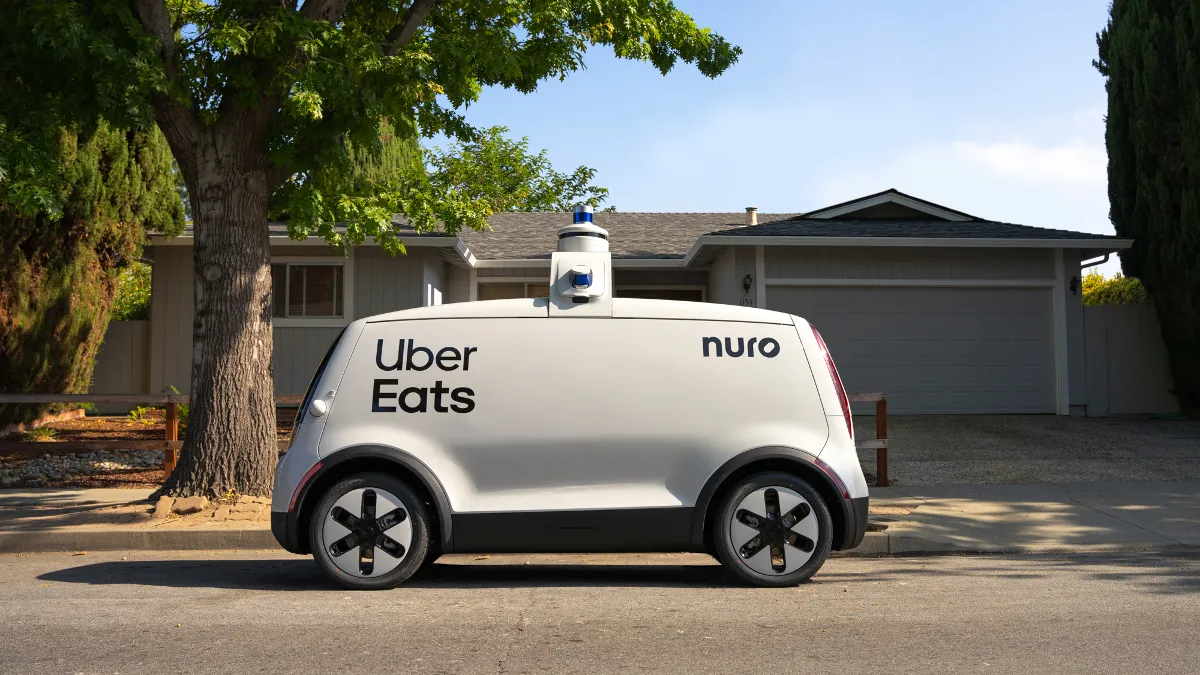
[1082, 271, 1150, 306]
[111, 262, 151, 321]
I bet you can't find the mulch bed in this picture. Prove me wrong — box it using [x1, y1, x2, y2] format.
[1, 410, 297, 489]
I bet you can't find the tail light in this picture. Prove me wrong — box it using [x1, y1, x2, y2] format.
[810, 325, 854, 440]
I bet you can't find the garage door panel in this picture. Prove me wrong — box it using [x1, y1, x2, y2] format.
[768, 286, 1055, 414]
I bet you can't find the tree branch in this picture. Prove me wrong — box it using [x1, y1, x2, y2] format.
[301, 0, 351, 22]
[132, 0, 178, 77]
[383, 0, 436, 56]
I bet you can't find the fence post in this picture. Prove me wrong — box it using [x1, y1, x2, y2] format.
[875, 397, 888, 487]
[164, 402, 179, 474]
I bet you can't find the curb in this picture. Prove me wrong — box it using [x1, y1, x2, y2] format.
[835, 531, 1197, 557]
[0, 528, 276, 553]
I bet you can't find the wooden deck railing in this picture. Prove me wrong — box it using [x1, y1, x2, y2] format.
[848, 393, 889, 487]
[0, 394, 302, 472]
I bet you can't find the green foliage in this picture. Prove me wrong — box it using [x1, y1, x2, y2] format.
[1096, 1, 1200, 404]
[128, 405, 157, 425]
[0, 121, 185, 425]
[24, 427, 58, 441]
[1082, 271, 1151, 306]
[0, 0, 737, 249]
[111, 262, 153, 321]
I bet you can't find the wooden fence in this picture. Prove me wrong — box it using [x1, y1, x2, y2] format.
[849, 393, 889, 487]
[0, 394, 301, 473]
[2, 392, 890, 486]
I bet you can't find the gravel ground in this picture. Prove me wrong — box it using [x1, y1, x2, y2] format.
[0, 450, 163, 488]
[856, 414, 1200, 486]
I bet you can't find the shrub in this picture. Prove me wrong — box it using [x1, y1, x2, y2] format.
[111, 262, 151, 321]
[1082, 271, 1151, 306]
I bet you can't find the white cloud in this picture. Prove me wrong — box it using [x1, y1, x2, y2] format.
[952, 139, 1107, 184]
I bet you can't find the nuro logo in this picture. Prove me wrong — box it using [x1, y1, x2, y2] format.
[702, 336, 780, 358]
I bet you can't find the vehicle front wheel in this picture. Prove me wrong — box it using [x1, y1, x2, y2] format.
[309, 472, 431, 590]
[713, 471, 833, 587]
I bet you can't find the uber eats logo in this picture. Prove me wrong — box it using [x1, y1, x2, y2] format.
[702, 336, 781, 358]
[372, 339, 477, 414]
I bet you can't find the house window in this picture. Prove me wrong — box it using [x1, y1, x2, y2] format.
[272, 263, 344, 318]
[478, 282, 549, 300]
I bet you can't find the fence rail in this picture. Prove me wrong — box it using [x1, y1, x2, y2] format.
[3, 392, 891, 487]
[0, 394, 301, 472]
[848, 392, 889, 487]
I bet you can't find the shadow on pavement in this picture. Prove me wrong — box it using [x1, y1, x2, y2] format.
[37, 559, 735, 590]
[35, 551, 1200, 594]
[825, 550, 1200, 596]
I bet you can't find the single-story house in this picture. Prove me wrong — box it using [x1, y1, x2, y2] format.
[130, 188, 1136, 415]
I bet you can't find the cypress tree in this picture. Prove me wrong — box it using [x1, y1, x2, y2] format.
[0, 122, 185, 424]
[1096, 0, 1200, 409]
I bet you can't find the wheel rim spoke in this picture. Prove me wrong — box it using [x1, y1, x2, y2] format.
[769, 542, 786, 573]
[377, 535, 407, 559]
[359, 541, 375, 575]
[329, 506, 360, 530]
[376, 507, 407, 531]
[764, 489, 781, 518]
[328, 532, 360, 557]
[782, 502, 811, 528]
[735, 508, 763, 529]
[785, 530, 815, 553]
[739, 534, 769, 559]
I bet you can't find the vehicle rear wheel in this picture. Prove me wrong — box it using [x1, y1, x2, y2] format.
[713, 471, 833, 587]
[309, 472, 430, 590]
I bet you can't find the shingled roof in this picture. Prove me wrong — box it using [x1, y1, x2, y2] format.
[454, 212, 799, 260]
[708, 218, 1126, 241]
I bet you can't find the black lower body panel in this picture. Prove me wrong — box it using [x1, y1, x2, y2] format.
[835, 496, 870, 550]
[451, 507, 695, 553]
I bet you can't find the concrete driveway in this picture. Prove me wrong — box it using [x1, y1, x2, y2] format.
[856, 415, 1200, 486]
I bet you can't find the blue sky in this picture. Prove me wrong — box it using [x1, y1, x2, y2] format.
[448, 1, 1116, 271]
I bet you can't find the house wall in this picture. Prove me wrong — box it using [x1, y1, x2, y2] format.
[444, 264, 470, 303]
[354, 247, 439, 316]
[614, 269, 708, 288]
[146, 245, 439, 396]
[89, 320, 150, 412]
[708, 247, 758, 307]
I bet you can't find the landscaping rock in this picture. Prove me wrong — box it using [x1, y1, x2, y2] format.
[172, 496, 208, 515]
[230, 503, 264, 515]
[211, 506, 231, 521]
[152, 497, 175, 519]
[228, 510, 259, 522]
[0, 449, 164, 488]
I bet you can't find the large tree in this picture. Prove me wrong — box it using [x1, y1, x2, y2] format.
[0, 121, 185, 425]
[1, 1, 739, 496]
[1096, 1, 1200, 410]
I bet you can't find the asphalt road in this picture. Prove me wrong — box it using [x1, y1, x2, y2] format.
[2, 550, 1199, 674]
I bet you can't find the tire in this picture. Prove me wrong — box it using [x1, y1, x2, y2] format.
[309, 472, 431, 590]
[713, 471, 833, 587]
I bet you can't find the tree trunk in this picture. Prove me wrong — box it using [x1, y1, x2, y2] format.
[161, 130, 278, 498]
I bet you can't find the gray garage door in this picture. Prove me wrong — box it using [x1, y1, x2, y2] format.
[767, 286, 1056, 414]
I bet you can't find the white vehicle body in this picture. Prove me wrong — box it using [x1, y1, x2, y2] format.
[272, 209, 869, 585]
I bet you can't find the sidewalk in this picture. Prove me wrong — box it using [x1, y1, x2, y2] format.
[861, 480, 1200, 555]
[1, 481, 1199, 555]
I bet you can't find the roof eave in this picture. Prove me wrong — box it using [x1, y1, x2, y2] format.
[682, 235, 1135, 267]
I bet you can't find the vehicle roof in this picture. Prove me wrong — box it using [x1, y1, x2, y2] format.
[365, 298, 796, 325]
